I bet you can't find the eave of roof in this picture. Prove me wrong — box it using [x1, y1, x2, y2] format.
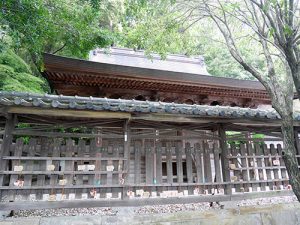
[0, 91, 296, 121]
[43, 53, 266, 91]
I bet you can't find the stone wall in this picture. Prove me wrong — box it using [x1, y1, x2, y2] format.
[1, 203, 300, 225]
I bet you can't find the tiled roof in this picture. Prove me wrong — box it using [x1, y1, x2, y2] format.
[0, 91, 295, 120]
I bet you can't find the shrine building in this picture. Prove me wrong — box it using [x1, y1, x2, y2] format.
[0, 48, 298, 210]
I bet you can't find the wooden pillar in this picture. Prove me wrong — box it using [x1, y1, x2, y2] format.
[134, 141, 141, 184]
[145, 141, 154, 184]
[156, 142, 162, 184]
[123, 120, 130, 199]
[194, 142, 204, 183]
[218, 124, 232, 195]
[0, 114, 15, 187]
[123, 120, 130, 182]
[185, 142, 193, 183]
[166, 142, 173, 184]
[175, 142, 183, 183]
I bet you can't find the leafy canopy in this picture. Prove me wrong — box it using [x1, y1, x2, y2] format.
[0, 50, 46, 93]
[0, 0, 114, 65]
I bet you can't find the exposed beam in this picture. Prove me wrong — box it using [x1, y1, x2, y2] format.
[7, 106, 131, 119]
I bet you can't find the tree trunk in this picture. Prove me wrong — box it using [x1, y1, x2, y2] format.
[281, 116, 300, 201]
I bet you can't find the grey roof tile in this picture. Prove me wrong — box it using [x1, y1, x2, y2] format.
[0, 91, 298, 121]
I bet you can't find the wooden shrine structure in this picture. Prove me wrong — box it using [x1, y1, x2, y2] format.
[0, 49, 299, 210]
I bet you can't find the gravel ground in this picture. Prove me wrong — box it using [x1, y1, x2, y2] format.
[13, 207, 117, 218]
[9, 195, 298, 218]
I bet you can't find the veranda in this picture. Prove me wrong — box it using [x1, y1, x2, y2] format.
[0, 91, 298, 210]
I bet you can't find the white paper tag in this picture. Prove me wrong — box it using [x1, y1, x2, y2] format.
[48, 194, 56, 201]
[87, 165, 95, 171]
[273, 159, 280, 166]
[82, 193, 88, 199]
[78, 165, 86, 171]
[13, 180, 24, 187]
[69, 193, 75, 200]
[47, 165, 55, 171]
[29, 194, 36, 201]
[106, 193, 112, 199]
[43, 194, 49, 201]
[142, 191, 150, 198]
[14, 165, 23, 172]
[193, 188, 199, 195]
[183, 190, 189, 196]
[106, 165, 114, 171]
[229, 164, 236, 170]
[231, 176, 238, 182]
[136, 189, 144, 196]
[127, 190, 134, 198]
[59, 179, 67, 185]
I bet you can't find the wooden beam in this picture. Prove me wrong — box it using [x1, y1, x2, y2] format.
[7, 106, 131, 119]
[133, 114, 289, 126]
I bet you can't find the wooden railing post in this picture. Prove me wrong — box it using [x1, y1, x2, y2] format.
[218, 124, 232, 195]
[0, 114, 15, 200]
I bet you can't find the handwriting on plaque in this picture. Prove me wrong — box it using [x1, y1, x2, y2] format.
[106, 165, 114, 171]
[87, 165, 95, 171]
[127, 190, 134, 198]
[78, 165, 85, 171]
[231, 176, 238, 182]
[13, 180, 24, 187]
[106, 193, 112, 199]
[48, 194, 56, 201]
[59, 179, 67, 185]
[273, 159, 280, 166]
[142, 192, 150, 198]
[78, 165, 95, 171]
[229, 164, 236, 170]
[47, 165, 55, 171]
[136, 189, 144, 196]
[14, 165, 23, 172]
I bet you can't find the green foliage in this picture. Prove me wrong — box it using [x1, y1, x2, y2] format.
[0, 0, 117, 94]
[0, 50, 46, 93]
[0, 50, 31, 73]
[0, 0, 113, 67]
[111, 1, 262, 80]
[226, 131, 265, 147]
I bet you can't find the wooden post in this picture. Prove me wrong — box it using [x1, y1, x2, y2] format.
[0, 114, 15, 193]
[123, 120, 130, 199]
[185, 142, 193, 183]
[194, 142, 204, 183]
[145, 141, 154, 184]
[156, 142, 162, 184]
[134, 141, 141, 184]
[218, 124, 232, 195]
[166, 142, 173, 184]
[123, 120, 130, 182]
[175, 142, 183, 183]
